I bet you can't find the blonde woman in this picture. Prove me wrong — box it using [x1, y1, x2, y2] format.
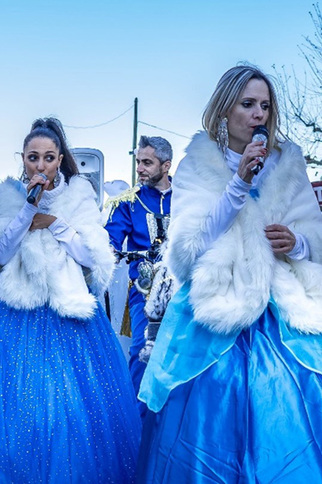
[137, 65, 322, 482]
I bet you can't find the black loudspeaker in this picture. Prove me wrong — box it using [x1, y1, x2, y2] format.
[71, 148, 104, 210]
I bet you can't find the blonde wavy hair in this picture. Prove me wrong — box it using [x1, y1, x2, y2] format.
[202, 65, 281, 153]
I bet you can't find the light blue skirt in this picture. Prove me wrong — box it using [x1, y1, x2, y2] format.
[0, 300, 141, 483]
[138, 284, 322, 483]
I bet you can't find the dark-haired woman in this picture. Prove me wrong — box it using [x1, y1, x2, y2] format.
[137, 66, 322, 482]
[0, 118, 141, 483]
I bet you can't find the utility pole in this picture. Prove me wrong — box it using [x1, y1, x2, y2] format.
[131, 97, 138, 186]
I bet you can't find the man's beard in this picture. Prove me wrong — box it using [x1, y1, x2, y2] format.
[139, 170, 163, 188]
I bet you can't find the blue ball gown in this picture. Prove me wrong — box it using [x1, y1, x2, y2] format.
[0, 300, 141, 483]
[137, 283, 322, 483]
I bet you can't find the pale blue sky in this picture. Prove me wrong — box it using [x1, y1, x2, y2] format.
[0, 0, 318, 183]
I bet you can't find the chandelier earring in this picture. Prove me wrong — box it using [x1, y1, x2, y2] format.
[53, 167, 61, 188]
[20, 165, 30, 183]
[216, 117, 229, 155]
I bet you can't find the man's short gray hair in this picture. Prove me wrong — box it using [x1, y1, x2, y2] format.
[138, 136, 173, 163]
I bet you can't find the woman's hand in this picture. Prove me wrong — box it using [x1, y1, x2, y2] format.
[27, 174, 50, 206]
[265, 224, 296, 254]
[237, 141, 267, 183]
[30, 214, 57, 231]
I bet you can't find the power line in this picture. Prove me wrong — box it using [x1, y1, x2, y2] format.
[62, 102, 191, 140]
[138, 121, 191, 139]
[63, 105, 134, 129]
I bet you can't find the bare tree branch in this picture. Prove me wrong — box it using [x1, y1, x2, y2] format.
[274, 3, 322, 159]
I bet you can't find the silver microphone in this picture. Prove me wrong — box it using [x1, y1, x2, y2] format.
[251, 125, 269, 175]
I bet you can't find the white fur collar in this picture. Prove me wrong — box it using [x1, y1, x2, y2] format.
[167, 132, 322, 334]
[0, 176, 115, 319]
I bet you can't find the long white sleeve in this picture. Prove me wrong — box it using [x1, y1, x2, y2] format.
[286, 233, 310, 260]
[197, 148, 310, 260]
[198, 173, 251, 256]
[0, 202, 37, 265]
[48, 218, 95, 269]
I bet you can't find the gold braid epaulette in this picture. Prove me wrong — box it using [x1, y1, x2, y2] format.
[104, 185, 140, 219]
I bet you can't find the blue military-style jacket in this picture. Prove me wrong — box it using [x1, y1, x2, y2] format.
[105, 183, 171, 281]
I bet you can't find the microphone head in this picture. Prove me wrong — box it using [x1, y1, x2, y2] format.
[38, 173, 48, 181]
[252, 125, 269, 139]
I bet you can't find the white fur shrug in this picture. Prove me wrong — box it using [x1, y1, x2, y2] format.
[0, 176, 115, 319]
[166, 131, 322, 334]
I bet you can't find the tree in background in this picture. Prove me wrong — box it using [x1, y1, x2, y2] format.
[274, 3, 322, 160]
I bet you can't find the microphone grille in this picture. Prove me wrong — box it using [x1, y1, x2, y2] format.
[38, 173, 48, 181]
[253, 125, 269, 138]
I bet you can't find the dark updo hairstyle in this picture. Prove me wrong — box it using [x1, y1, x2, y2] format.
[23, 117, 79, 183]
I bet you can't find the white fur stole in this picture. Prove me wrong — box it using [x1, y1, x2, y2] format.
[0, 176, 115, 319]
[166, 132, 322, 334]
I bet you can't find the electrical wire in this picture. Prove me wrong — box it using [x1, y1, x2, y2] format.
[63, 105, 134, 129]
[138, 121, 191, 139]
[63, 104, 191, 140]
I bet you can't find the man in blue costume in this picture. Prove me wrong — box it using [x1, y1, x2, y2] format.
[105, 135, 172, 417]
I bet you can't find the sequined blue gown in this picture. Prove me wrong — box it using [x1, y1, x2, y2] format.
[137, 283, 322, 483]
[0, 300, 141, 483]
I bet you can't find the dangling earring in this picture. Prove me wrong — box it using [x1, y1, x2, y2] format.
[53, 168, 61, 188]
[20, 165, 30, 183]
[216, 117, 229, 155]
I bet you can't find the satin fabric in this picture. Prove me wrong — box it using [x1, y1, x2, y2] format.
[0, 300, 141, 483]
[139, 283, 322, 412]
[138, 285, 322, 482]
[138, 283, 237, 412]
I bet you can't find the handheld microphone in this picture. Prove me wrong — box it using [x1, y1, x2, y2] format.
[27, 174, 47, 204]
[250, 125, 269, 175]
